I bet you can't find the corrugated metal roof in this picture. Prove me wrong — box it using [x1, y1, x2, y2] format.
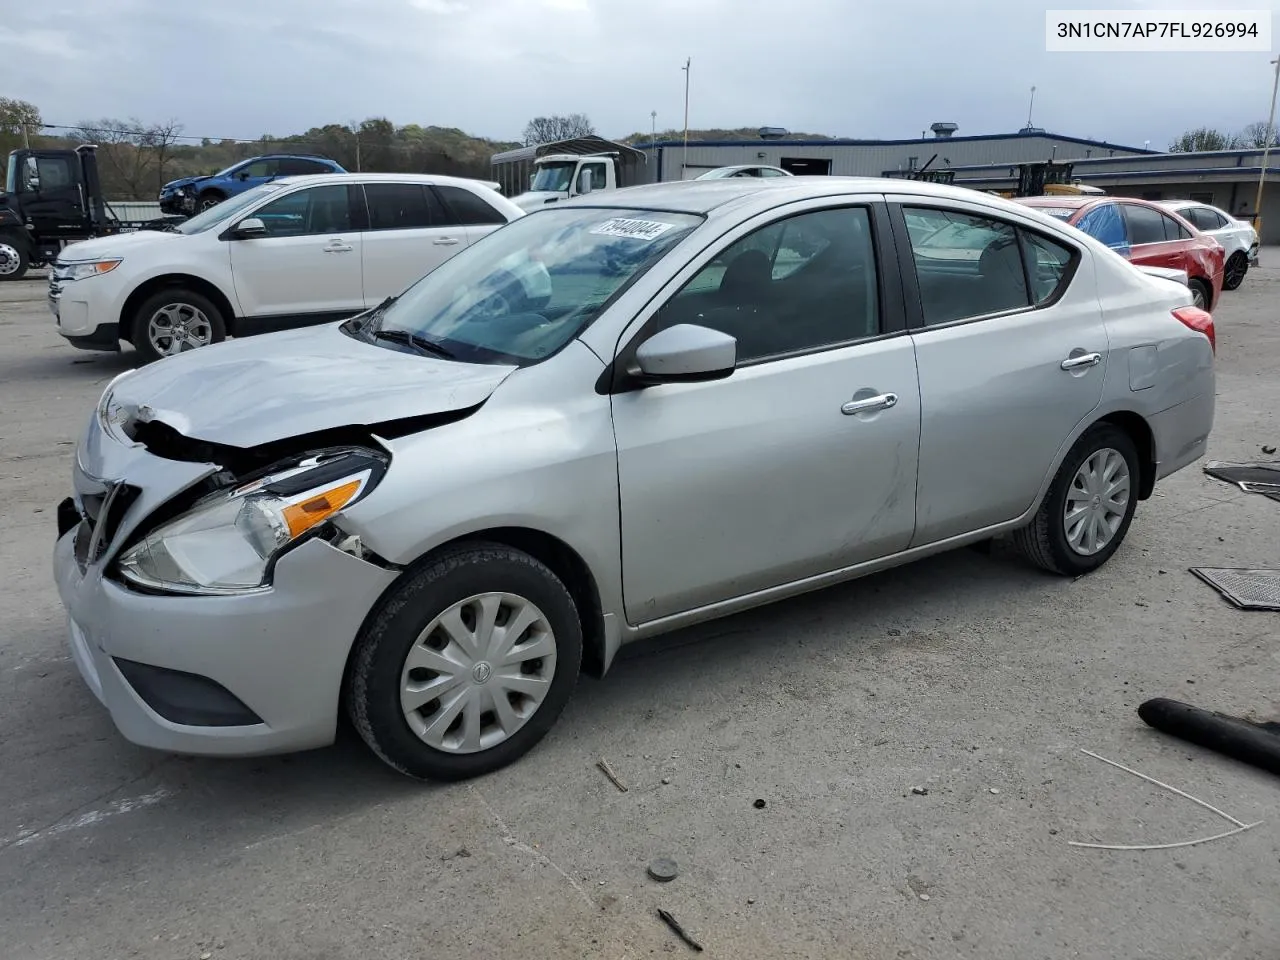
[492, 136, 646, 165]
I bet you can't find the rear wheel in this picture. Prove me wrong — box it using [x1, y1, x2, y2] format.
[1013, 423, 1140, 576]
[1188, 278, 1211, 311]
[0, 234, 29, 281]
[1223, 252, 1248, 291]
[347, 542, 583, 781]
[130, 288, 227, 363]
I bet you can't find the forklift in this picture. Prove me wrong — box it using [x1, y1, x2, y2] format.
[989, 161, 1105, 199]
[0, 144, 183, 280]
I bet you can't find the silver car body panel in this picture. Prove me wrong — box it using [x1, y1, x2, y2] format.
[105, 323, 517, 448]
[53, 176, 1217, 757]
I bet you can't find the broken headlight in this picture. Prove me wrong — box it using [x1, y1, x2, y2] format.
[116, 450, 385, 595]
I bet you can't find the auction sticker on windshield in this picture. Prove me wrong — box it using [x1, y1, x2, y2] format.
[590, 218, 677, 241]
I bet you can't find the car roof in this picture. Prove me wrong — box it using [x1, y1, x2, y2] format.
[270, 172, 501, 188]
[556, 176, 1081, 217]
[1015, 196, 1094, 210]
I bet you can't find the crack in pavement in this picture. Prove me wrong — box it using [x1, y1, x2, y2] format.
[468, 785, 595, 908]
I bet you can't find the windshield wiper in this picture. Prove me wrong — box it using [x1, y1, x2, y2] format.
[343, 295, 398, 336]
[372, 328, 457, 360]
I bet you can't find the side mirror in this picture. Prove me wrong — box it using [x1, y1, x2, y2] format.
[633, 324, 736, 384]
[579, 169, 594, 194]
[237, 171, 251, 181]
[233, 217, 267, 238]
[23, 156, 39, 191]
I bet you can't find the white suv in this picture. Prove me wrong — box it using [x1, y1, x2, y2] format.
[49, 173, 524, 362]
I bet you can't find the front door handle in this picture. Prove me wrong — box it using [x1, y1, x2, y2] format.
[1060, 352, 1102, 370]
[432, 237, 461, 246]
[324, 240, 353, 253]
[842, 392, 898, 415]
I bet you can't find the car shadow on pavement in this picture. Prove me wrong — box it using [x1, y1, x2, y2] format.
[81, 542, 1053, 840]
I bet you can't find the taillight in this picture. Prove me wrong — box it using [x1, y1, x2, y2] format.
[1172, 305, 1215, 354]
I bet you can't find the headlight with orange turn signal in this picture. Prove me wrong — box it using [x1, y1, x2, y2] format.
[116, 449, 385, 595]
[63, 259, 123, 280]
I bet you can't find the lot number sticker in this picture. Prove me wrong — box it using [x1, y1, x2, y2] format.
[590, 218, 676, 241]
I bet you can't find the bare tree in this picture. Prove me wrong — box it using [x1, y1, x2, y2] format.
[72, 118, 188, 199]
[1168, 127, 1238, 152]
[141, 118, 185, 192]
[522, 113, 596, 146]
[1236, 121, 1279, 148]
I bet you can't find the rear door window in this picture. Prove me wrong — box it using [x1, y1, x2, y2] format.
[1160, 212, 1191, 240]
[434, 185, 507, 225]
[363, 182, 439, 230]
[1122, 204, 1169, 245]
[903, 207, 1029, 324]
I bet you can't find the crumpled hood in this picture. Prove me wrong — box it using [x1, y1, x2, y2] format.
[161, 174, 212, 192]
[59, 229, 183, 262]
[108, 322, 517, 448]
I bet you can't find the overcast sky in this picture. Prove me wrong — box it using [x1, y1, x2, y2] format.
[3, 0, 1279, 150]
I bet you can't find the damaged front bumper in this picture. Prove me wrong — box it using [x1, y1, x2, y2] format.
[51, 403, 400, 757]
[54, 530, 396, 756]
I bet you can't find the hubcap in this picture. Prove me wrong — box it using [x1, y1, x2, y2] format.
[0, 242, 20, 276]
[1225, 256, 1246, 286]
[399, 592, 557, 754]
[1064, 447, 1131, 556]
[147, 302, 213, 355]
[199, 197, 221, 212]
[1191, 285, 1206, 309]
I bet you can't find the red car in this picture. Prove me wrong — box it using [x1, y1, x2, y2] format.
[1015, 196, 1225, 311]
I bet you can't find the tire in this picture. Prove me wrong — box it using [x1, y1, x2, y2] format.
[130, 287, 227, 363]
[1013, 423, 1141, 577]
[0, 234, 29, 281]
[1188, 278, 1211, 311]
[347, 542, 583, 781]
[1223, 252, 1248, 291]
[196, 191, 225, 213]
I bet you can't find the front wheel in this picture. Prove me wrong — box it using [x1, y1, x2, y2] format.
[347, 542, 583, 781]
[1223, 252, 1248, 291]
[1013, 423, 1140, 576]
[0, 234, 29, 281]
[197, 192, 224, 213]
[130, 288, 227, 363]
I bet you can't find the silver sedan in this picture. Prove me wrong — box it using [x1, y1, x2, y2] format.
[53, 177, 1216, 779]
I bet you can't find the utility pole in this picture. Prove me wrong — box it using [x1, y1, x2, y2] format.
[651, 110, 657, 149]
[1252, 55, 1280, 248]
[682, 57, 691, 179]
[1026, 85, 1036, 128]
[22, 122, 30, 149]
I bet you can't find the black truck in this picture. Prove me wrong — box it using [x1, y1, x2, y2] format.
[0, 145, 183, 281]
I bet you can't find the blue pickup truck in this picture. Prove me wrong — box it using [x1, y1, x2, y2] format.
[158, 154, 346, 215]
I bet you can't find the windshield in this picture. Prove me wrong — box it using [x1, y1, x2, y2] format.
[531, 162, 576, 193]
[213, 160, 246, 178]
[357, 207, 703, 365]
[174, 182, 288, 234]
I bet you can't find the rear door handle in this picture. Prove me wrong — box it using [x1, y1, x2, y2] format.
[841, 393, 897, 415]
[432, 237, 461, 246]
[1060, 352, 1102, 370]
[324, 240, 353, 253]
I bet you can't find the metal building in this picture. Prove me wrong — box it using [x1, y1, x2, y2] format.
[634, 128, 1152, 182]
